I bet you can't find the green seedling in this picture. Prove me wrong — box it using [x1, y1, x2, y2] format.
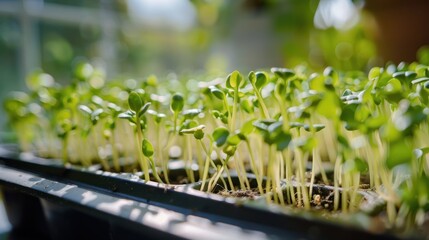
[119, 91, 162, 182]
[171, 93, 185, 134]
[180, 124, 216, 190]
[78, 104, 109, 169]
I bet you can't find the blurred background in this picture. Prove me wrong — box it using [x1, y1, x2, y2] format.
[1, 0, 429, 133]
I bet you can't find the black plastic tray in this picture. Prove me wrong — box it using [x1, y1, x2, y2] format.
[0, 145, 398, 240]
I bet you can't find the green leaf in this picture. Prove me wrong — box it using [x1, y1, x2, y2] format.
[26, 72, 55, 90]
[107, 102, 121, 113]
[366, 115, 387, 131]
[182, 108, 202, 119]
[411, 77, 429, 85]
[239, 98, 253, 113]
[155, 113, 166, 123]
[240, 119, 255, 136]
[267, 121, 283, 134]
[170, 93, 184, 113]
[262, 121, 292, 150]
[78, 105, 92, 116]
[118, 110, 136, 123]
[386, 140, 412, 169]
[128, 91, 143, 112]
[90, 108, 104, 125]
[75, 62, 94, 81]
[354, 105, 370, 122]
[248, 71, 267, 90]
[341, 89, 354, 98]
[179, 119, 198, 134]
[135, 89, 146, 100]
[138, 102, 151, 118]
[271, 67, 295, 80]
[401, 175, 429, 212]
[343, 157, 368, 173]
[209, 86, 225, 100]
[194, 129, 205, 140]
[303, 124, 325, 132]
[392, 71, 405, 80]
[323, 67, 339, 86]
[294, 137, 317, 152]
[63, 93, 79, 107]
[91, 96, 104, 106]
[384, 78, 402, 94]
[223, 144, 237, 156]
[354, 157, 368, 173]
[337, 135, 349, 147]
[142, 139, 154, 157]
[405, 71, 417, 79]
[316, 93, 340, 119]
[381, 122, 401, 142]
[308, 74, 325, 91]
[253, 119, 275, 131]
[274, 130, 292, 151]
[274, 81, 286, 97]
[180, 124, 205, 134]
[289, 122, 304, 129]
[391, 71, 416, 82]
[212, 127, 230, 147]
[323, 66, 335, 77]
[255, 72, 268, 89]
[368, 67, 381, 81]
[226, 70, 243, 89]
[227, 134, 241, 145]
[146, 74, 158, 87]
[248, 71, 256, 84]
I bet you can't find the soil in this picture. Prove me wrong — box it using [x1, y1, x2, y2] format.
[282, 185, 341, 211]
[310, 172, 372, 190]
[309, 188, 336, 210]
[216, 188, 261, 199]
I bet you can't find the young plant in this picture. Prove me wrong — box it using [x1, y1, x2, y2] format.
[180, 124, 216, 191]
[78, 104, 110, 170]
[119, 90, 162, 182]
[104, 102, 123, 172]
[147, 109, 168, 182]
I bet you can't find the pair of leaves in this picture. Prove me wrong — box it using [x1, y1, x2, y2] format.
[213, 119, 256, 147]
[79, 105, 105, 125]
[147, 109, 166, 123]
[248, 71, 268, 91]
[129, 91, 151, 115]
[253, 120, 291, 151]
[226, 70, 244, 90]
[271, 67, 295, 81]
[212, 110, 228, 124]
[119, 91, 151, 123]
[180, 125, 205, 140]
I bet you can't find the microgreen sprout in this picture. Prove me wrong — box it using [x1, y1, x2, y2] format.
[119, 90, 162, 182]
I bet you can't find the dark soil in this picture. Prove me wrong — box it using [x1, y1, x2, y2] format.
[216, 188, 261, 199]
[309, 188, 336, 210]
[311, 172, 372, 189]
[281, 185, 342, 211]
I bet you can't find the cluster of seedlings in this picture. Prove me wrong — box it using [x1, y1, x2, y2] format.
[4, 61, 429, 234]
